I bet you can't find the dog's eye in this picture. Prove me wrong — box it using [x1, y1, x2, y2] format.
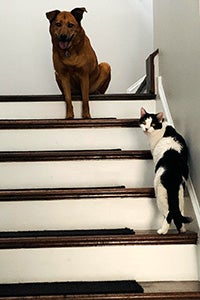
[56, 22, 62, 27]
[67, 22, 74, 28]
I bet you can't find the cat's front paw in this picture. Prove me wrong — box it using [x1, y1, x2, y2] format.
[157, 228, 168, 235]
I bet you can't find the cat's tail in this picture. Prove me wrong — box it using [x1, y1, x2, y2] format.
[167, 211, 192, 231]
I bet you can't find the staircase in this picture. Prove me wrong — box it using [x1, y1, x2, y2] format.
[0, 93, 199, 299]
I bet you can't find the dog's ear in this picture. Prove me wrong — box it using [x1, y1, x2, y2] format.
[46, 10, 60, 23]
[71, 7, 87, 24]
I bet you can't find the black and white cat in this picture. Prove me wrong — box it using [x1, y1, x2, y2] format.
[139, 107, 192, 234]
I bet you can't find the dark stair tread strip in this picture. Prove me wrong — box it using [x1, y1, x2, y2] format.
[0, 93, 156, 102]
[0, 118, 140, 129]
[0, 228, 135, 238]
[0, 149, 152, 162]
[0, 187, 155, 201]
[0, 281, 200, 299]
[0, 230, 197, 249]
[0, 280, 144, 296]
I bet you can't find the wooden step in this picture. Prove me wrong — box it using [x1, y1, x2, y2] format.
[0, 126, 149, 152]
[0, 93, 156, 102]
[0, 149, 152, 162]
[0, 187, 159, 232]
[0, 230, 197, 249]
[0, 281, 199, 299]
[0, 158, 154, 189]
[0, 94, 156, 119]
[0, 186, 155, 201]
[0, 118, 141, 129]
[0, 233, 197, 282]
[0, 118, 140, 129]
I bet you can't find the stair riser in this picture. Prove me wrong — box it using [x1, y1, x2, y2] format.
[0, 245, 197, 283]
[0, 160, 154, 189]
[0, 100, 155, 119]
[0, 197, 163, 231]
[0, 128, 149, 151]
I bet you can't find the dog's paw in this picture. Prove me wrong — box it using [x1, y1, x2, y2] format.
[66, 112, 74, 119]
[82, 113, 91, 119]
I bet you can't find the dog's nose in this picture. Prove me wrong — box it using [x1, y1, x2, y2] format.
[59, 34, 68, 42]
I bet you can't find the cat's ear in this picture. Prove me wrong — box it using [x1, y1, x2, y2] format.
[157, 112, 164, 122]
[140, 107, 147, 117]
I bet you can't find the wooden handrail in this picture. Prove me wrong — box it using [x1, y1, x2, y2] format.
[146, 48, 159, 94]
[136, 49, 159, 95]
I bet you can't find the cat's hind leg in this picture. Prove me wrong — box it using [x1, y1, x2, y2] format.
[154, 169, 171, 234]
[178, 183, 186, 233]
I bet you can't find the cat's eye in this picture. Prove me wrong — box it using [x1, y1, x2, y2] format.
[151, 123, 156, 127]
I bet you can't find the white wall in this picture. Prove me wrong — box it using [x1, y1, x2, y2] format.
[153, 0, 200, 206]
[153, 0, 200, 278]
[0, 0, 153, 94]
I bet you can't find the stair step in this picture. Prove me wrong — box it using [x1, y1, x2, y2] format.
[0, 233, 197, 282]
[0, 151, 154, 189]
[0, 230, 197, 249]
[0, 186, 155, 201]
[0, 158, 155, 189]
[0, 187, 160, 232]
[0, 93, 156, 102]
[0, 281, 199, 299]
[0, 118, 139, 129]
[0, 126, 149, 152]
[0, 149, 152, 162]
[0, 94, 156, 119]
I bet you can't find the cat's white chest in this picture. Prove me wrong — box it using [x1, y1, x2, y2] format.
[152, 136, 182, 165]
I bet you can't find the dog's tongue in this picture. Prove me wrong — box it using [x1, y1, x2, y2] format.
[59, 41, 68, 50]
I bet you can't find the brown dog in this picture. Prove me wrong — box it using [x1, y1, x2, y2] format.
[46, 7, 111, 119]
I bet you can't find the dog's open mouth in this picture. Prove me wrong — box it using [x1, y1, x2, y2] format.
[58, 35, 74, 50]
[59, 41, 69, 50]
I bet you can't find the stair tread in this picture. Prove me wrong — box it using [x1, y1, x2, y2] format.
[0, 281, 199, 299]
[0, 229, 197, 249]
[0, 118, 140, 129]
[0, 149, 152, 162]
[0, 93, 156, 102]
[0, 186, 155, 201]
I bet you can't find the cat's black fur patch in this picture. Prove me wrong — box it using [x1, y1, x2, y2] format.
[157, 149, 189, 230]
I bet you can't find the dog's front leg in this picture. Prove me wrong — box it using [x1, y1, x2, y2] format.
[59, 76, 74, 119]
[80, 75, 91, 119]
